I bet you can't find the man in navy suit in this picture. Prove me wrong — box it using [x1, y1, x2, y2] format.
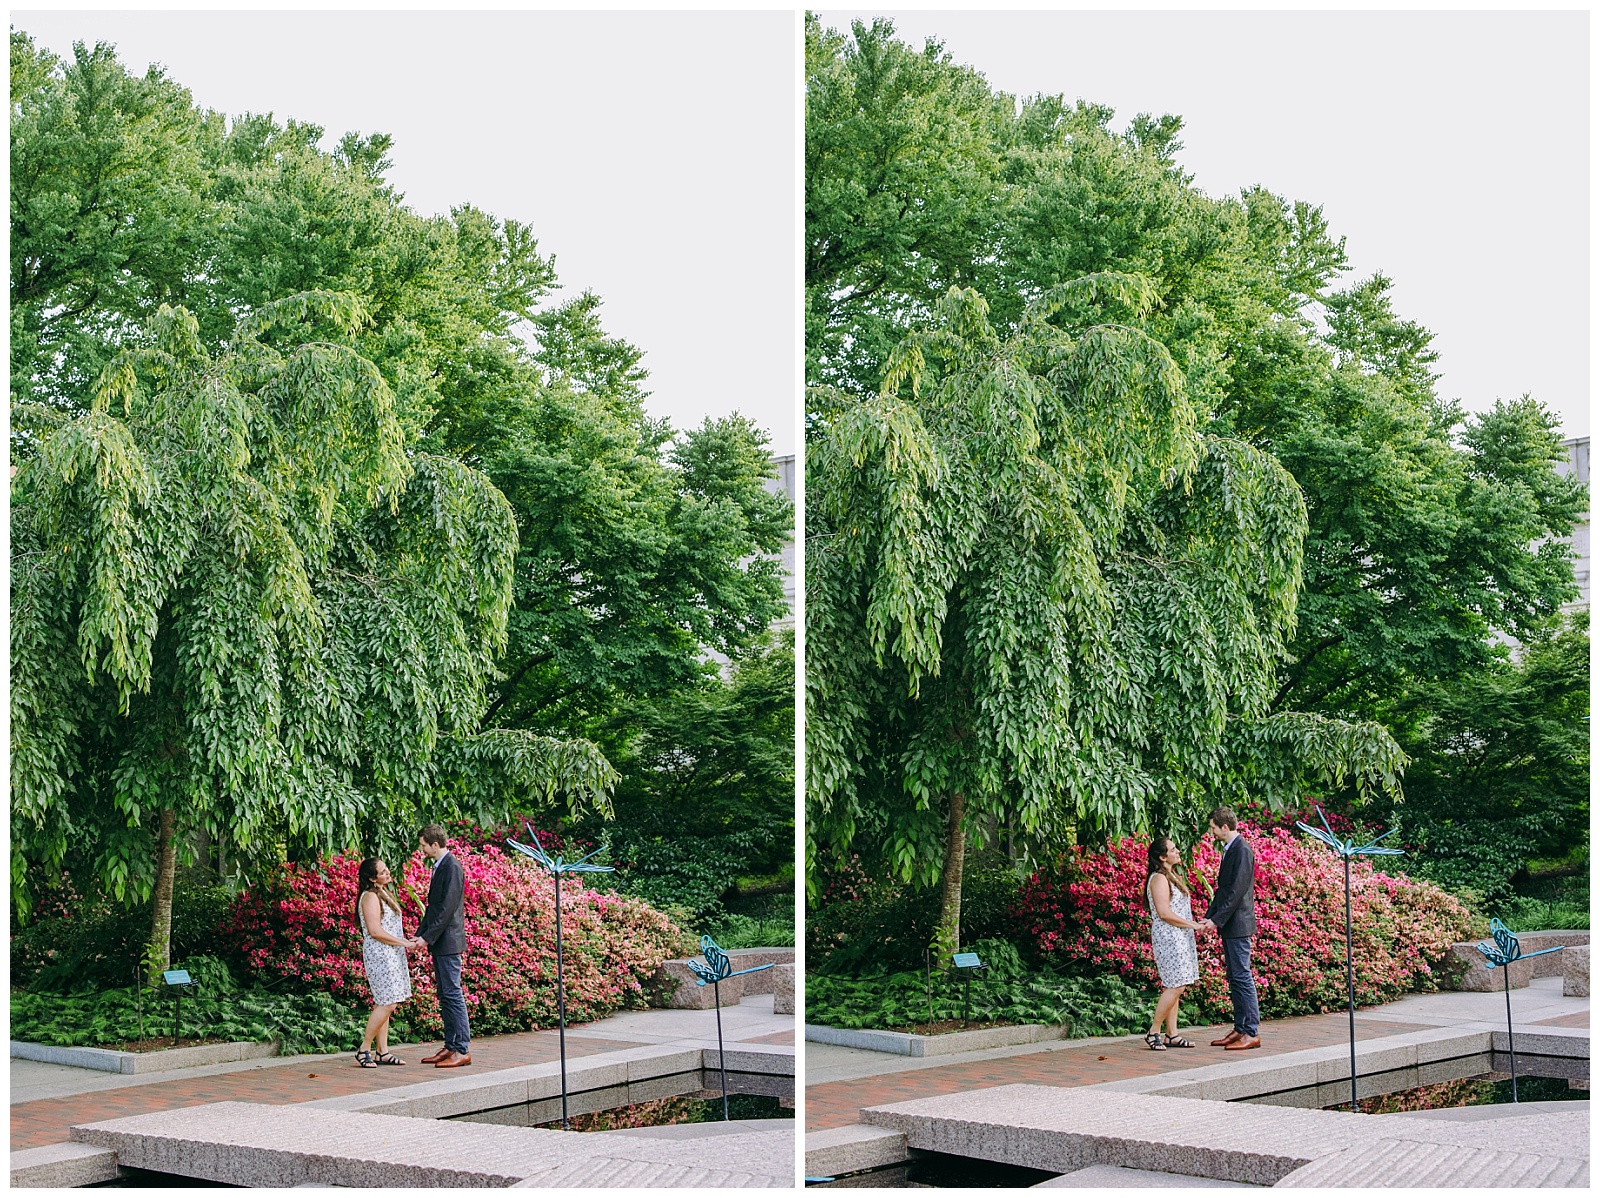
[408, 824, 471, 1067]
[1199, 806, 1260, 1050]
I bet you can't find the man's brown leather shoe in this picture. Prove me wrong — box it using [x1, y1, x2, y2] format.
[434, 1051, 472, 1068]
[1211, 1030, 1242, 1047]
[1224, 1035, 1261, 1051]
[420, 1048, 447, 1064]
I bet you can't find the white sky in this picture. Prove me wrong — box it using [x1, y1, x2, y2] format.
[819, 9, 1591, 441]
[14, 9, 799, 456]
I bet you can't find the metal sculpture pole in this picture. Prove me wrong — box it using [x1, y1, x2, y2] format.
[1295, 806, 1405, 1113]
[1474, 919, 1562, 1103]
[688, 936, 775, 1121]
[507, 822, 615, 1130]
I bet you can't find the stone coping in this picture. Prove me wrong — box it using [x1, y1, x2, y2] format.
[69, 1100, 794, 1187]
[857, 1084, 1589, 1187]
[298, 1041, 794, 1120]
[10, 1142, 121, 1189]
[1448, 930, 1590, 993]
[809, 1018, 1592, 1184]
[652, 947, 796, 1009]
[805, 1021, 1068, 1057]
[10, 1039, 279, 1075]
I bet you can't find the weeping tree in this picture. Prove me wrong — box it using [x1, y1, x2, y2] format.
[806, 276, 1406, 959]
[11, 292, 617, 980]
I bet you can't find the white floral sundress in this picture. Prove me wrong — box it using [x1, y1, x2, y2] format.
[361, 900, 413, 1006]
[1147, 876, 1200, 988]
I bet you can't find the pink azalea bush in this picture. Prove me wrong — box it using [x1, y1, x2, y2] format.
[1015, 823, 1476, 1020]
[225, 842, 691, 1037]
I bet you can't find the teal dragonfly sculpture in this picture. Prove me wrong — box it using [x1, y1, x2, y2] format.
[1475, 919, 1563, 1102]
[1295, 806, 1405, 1113]
[689, 936, 775, 1120]
[506, 822, 615, 1129]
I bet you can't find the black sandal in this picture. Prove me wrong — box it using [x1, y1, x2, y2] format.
[374, 1051, 405, 1065]
[355, 1049, 377, 1068]
[1144, 1032, 1167, 1051]
[1163, 1034, 1196, 1048]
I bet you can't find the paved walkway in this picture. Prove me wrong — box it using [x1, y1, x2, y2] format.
[804, 977, 1590, 1132]
[12, 994, 790, 1152]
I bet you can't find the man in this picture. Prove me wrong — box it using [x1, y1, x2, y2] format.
[1198, 806, 1260, 1050]
[408, 824, 471, 1067]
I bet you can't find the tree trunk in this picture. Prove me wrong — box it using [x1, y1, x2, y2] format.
[931, 791, 967, 962]
[146, 807, 177, 984]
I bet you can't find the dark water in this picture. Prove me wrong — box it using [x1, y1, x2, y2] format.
[89, 1167, 238, 1188]
[1238, 1052, 1588, 1113]
[447, 1068, 795, 1131]
[808, 1151, 1060, 1188]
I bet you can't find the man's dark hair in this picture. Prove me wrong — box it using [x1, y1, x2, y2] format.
[419, 823, 450, 847]
[1207, 806, 1238, 831]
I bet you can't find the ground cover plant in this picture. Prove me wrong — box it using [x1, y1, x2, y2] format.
[227, 843, 688, 1038]
[1019, 824, 1476, 1021]
[11, 956, 367, 1055]
[804, 938, 1160, 1035]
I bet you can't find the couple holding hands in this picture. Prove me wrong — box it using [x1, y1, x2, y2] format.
[1144, 806, 1261, 1052]
[353, 824, 473, 1069]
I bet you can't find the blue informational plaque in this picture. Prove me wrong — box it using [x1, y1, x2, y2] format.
[163, 970, 192, 986]
[952, 952, 982, 969]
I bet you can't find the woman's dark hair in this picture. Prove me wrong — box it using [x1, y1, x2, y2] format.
[1145, 836, 1189, 896]
[356, 857, 401, 928]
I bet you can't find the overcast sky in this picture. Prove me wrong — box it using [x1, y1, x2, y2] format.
[15, 10, 799, 456]
[821, 9, 1590, 441]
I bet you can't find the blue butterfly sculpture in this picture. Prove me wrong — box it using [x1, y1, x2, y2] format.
[1475, 918, 1563, 970]
[688, 936, 776, 1121]
[1473, 918, 1563, 1104]
[688, 936, 776, 986]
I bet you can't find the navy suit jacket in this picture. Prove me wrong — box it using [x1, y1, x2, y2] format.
[1204, 834, 1257, 940]
[416, 851, 466, 956]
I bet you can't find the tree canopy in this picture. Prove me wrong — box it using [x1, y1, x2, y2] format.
[805, 14, 1586, 941]
[807, 281, 1404, 954]
[11, 293, 620, 976]
[11, 30, 795, 938]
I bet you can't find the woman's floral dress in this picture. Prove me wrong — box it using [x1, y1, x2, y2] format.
[1147, 876, 1200, 988]
[361, 900, 413, 1006]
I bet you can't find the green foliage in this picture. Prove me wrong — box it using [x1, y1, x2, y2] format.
[11, 982, 375, 1056]
[807, 851, 1024, 975]
[10, 32, 787, 940]
[806, 281, 1403, 908]
[12, 878, 236, 993]
[805, 938, 1153, 1036]
[806, 14, 1584, 953]
[10, 294, 616, 923]
[609, 834, 756, 926]
[1382, 613, 1589, 906]
[1494, 897, 1590, 933]
[592, 631, 796, 893]
[704, 914, 796, 949]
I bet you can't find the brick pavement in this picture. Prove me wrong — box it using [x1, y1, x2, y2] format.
[10, 1031, 643, 1151]
[804, 1014, 1435, 1131]
[744, 1029, 796, 1045]
[1532, 1010, 1591, 1029]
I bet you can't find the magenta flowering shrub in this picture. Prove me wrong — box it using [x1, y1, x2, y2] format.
[1016, 823, 1475, 1020]
[225, 843, 689, 1037]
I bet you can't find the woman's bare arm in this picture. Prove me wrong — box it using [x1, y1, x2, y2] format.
[360, 892, 407, 947]
[1149, 874, 1201, 929]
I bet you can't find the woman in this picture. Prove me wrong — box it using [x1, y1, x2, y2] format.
[1144, 835, 1203, 1050]
[356, 857, 413, 1068]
